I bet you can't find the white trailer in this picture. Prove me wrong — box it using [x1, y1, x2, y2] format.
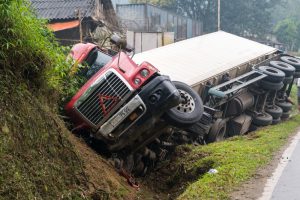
[133, 31, 276, 90]
[133, 31, 300, 142]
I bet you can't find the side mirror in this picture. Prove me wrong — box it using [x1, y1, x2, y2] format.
[110, 34, 134, 53]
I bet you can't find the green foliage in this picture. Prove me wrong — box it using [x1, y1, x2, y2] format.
[0, 1, 89, 199]
[174, 115, 300, 199]
[134, 0, 282, 39]
[274, 18, 300, 51]
[221, 0, 282, 38]
[272, 0, 300, 51]
[0, 0, 81, 98]
[0, 73, 88, 199]
[272, 0, 300, 24]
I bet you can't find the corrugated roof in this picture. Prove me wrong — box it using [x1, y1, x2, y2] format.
[30, 0, 95, 20]
[133, 31, 277, 86]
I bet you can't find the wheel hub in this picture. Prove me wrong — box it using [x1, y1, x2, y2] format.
[176, 89, 195, 113]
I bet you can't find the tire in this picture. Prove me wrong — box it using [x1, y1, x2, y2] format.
[258, 66, 285, 83]
[276, 101, 292, 112]
[269, 61, 295, 77]
[281, 111, 291, 120]
[164, 81, 204, 128]
[280, 56, 300, 71]
[206, 119, 227, 143]
[272, 118, 281, 125]
[259, 80, 284, 91]
[252, 112, 273, 126]
[283, 76, 293, 85]
[265, 105, 283, 119]
[248, 124, 258, 132]
[294, 71, 300, 78]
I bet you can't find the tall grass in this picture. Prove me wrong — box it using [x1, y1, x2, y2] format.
[0, 1, 89, 199]
[0, 0, 78, 98]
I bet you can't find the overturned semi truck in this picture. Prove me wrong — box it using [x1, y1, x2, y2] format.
[65, 31, 300, 174]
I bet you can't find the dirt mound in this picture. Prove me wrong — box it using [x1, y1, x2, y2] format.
[0, 73, 135, 199]
[68, 134, 136, 199]
[0, 1, 137, 198]
[138, 145, 211, 199]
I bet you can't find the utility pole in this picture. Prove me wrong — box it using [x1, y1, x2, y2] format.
[217, 0, 221, 31]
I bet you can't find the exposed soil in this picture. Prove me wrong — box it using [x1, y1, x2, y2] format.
[230, 127, 300, 200]
[135, 145, 212, 200]
[67, 134, 137, 200]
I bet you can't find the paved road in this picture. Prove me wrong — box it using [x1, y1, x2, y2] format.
[271, 137, 300, 200]
[271, 132, 300, 200]
[260, 132, 300, 200]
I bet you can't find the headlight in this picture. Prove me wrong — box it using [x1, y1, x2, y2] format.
[134, 78, 141, 85]
[140, 69, 150, 77]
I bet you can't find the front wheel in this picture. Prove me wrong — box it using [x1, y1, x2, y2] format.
[163, 81, 204, 128]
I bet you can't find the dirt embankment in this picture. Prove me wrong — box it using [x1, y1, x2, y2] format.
[0, 73, 136, 199]
[67, 134, 137, 199]
[0, 1, 136, 198]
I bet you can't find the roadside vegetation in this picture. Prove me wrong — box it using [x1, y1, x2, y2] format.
[0, 1, 132, 199]
[175, 115, 300, 199]
[290, 85, 298, 114]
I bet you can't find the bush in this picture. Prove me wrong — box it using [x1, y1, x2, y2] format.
[0, 0, 81, 101]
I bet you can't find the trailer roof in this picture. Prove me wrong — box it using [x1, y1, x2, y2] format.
[133, 31, 277, 86]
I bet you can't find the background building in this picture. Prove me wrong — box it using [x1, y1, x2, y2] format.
[30, 0, 117, 45]
[116, 3, 203, 41]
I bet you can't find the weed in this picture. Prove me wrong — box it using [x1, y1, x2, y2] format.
[176, 115, 300, 200]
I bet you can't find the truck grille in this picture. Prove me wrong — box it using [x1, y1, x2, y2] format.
[77, 71, 131, 126]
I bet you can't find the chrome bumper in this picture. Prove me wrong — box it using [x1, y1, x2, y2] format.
[98, 95, 146, 138]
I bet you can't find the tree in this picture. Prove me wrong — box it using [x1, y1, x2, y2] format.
[131, 0, 282, 39]
[272, 0, 300, 51]
[274, 18, 299, 51]
[221, 0, 282, 38]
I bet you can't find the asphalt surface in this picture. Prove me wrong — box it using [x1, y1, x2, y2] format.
[271, 133, 300, 200]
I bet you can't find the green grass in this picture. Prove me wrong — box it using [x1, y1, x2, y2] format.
[174, 115, 300, 200]
[0, 72, 90, 199]
[290, 84, 298, 115]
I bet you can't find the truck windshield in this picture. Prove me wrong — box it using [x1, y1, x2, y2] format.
[83, 50, 113, 79]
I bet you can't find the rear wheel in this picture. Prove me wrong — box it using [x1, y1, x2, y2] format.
[265, 105, 283, 119]
[281, 111, 291, 120]
[294, 71, 300, 78]
[252, 112, 273, 126]
[276, 101, 292, 112]
[259, 80, 284, 91]
[283, 76, 293, 85]
[206, 119, 227, 143]
[164, 81, 204, 128]
[258, 66, 285, 83]
[269, 61, 295, 77]
[280, 56, 300, 71]
[272, 118, 281, 125]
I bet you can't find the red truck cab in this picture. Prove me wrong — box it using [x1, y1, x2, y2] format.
[65, 43, 182, 152]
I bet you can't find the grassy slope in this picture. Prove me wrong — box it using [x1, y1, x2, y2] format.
[174, 86, 300, 200]
[0, 1, 134, 199]
[177, 115, 300, 199]
[0, 72, 134, 200]
[0, 74, 84, 199]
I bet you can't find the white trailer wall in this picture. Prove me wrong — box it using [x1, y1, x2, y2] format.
[133, 31, 277, 87]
